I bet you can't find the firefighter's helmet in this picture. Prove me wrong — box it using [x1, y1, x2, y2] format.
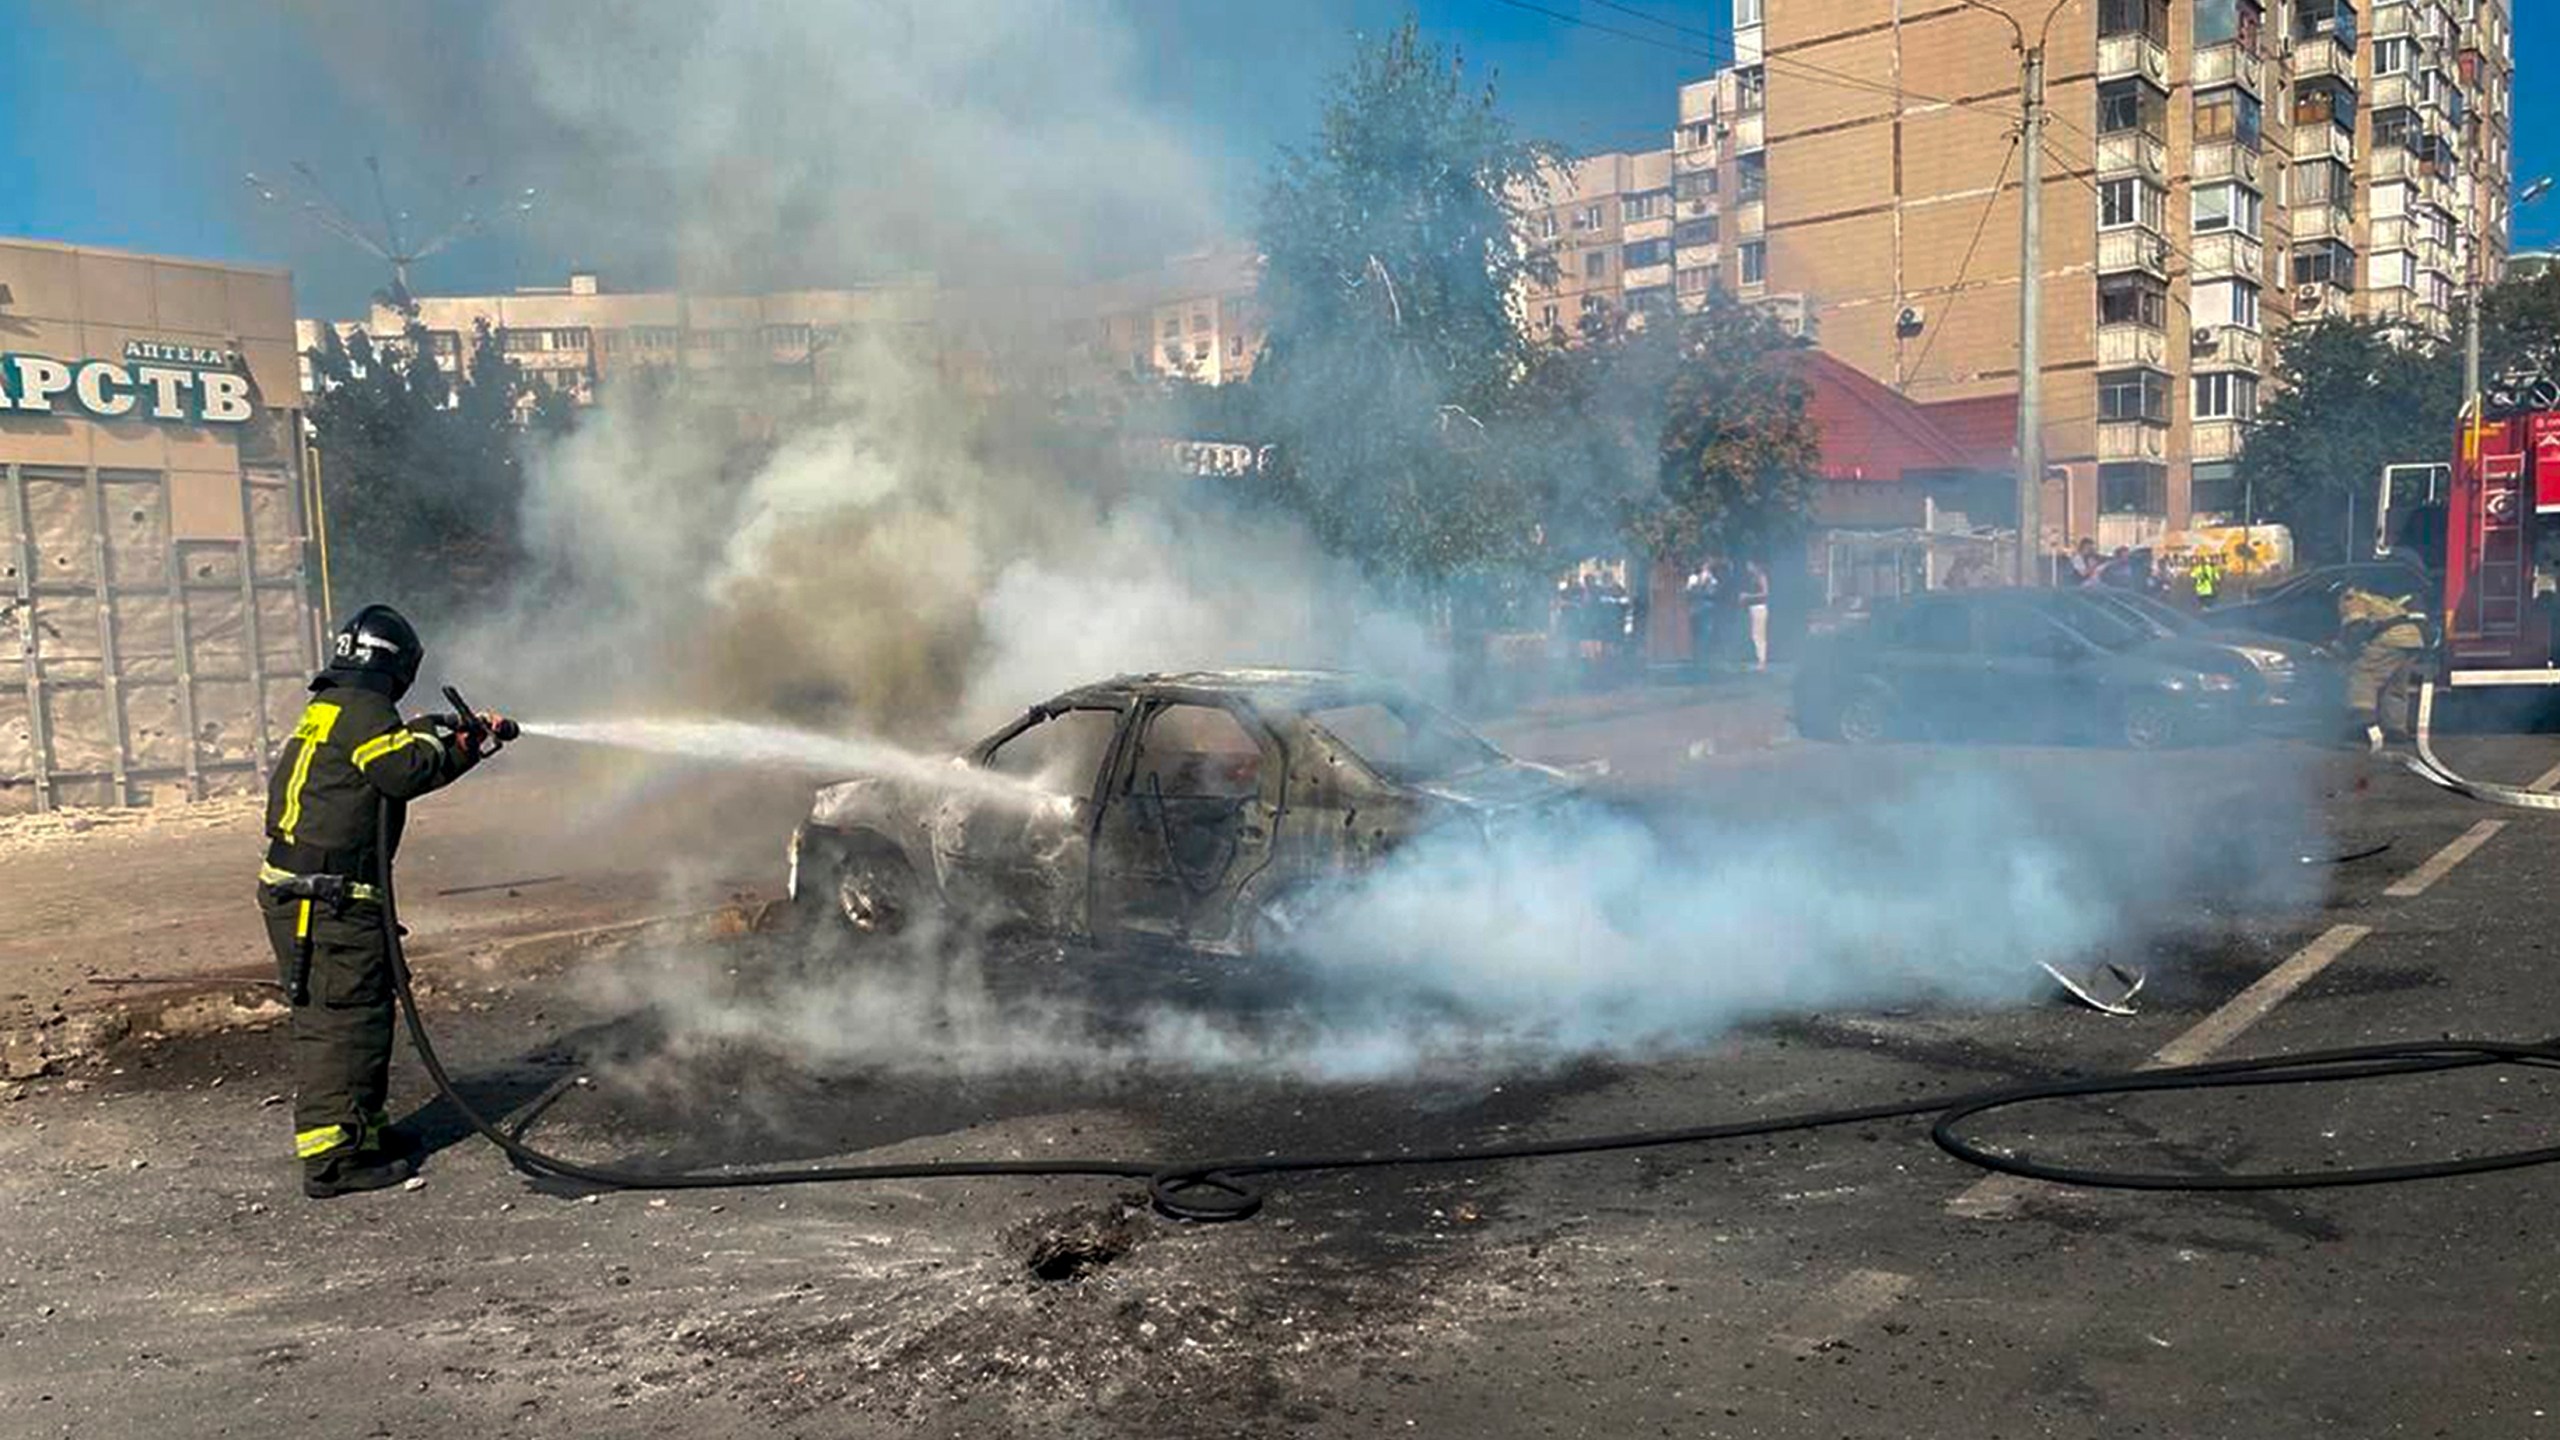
[327, 603, 424, 699]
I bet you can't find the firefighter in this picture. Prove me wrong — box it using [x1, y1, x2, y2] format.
[258, 605, 511, 1198]
[2337, 584, 2429, 739]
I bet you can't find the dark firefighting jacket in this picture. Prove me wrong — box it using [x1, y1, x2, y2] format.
[263, 673, 479, 885]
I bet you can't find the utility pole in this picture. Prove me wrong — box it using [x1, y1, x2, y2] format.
[2014, 41, 2047, 587]
[1965, 0, 2070, 586]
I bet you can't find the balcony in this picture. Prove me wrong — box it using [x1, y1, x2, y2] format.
[2294, 122, 2357, 165]
[2191, 420, 2245, 463]
[2193, 44, 2266, 96]
[2099, 420, 2172, 463]
[2098, 226, 2172, 280]
[2291, 33, 2356, 83]
[2098, 512, 2171, 549]
[2191, 325, 2265, 369]
[1731, 110, 1765, 154]
[2098, 33, 2171, 87]
[2370, 3, 2412, 38]
[1623, 262, 1674, 291]
[2368, 214, 2411, 251]
[1735, 198, 1765, 236]
[1624, 214, 1673, 244]
[2368, 145, 2422, 183]
[2096, 129, 2170, 181]
[2098, 323, 2168, 368]
[2368, 72, 2409, 111]
[2415, 236, 2453, 276]
[2289, 204, 2354, 242]
[2189, 231, 2266, 279]
[2193, 140, 2262, 187]
[1675, 240, 1721, 269]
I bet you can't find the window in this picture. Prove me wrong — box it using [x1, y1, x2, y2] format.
[1676, 266, 1713, 296]
[2098, 0, 2167, 42]
[2098, 78, 2159, 136]
[1739, 241, 1766, 285]
[2195, 88, 2263, 151]
[986, 708, 1121, 795]
[2373, 107, 2419, 151]
[1622, 238, 1671, 268]
[1537, 212, 1559, 240]
[2193, 371, 2259, 421]
[2292, 239, 2356, 288]
[1229, 333, 1245, 358]
[2191, 461, 2244, 518]
[2100, 463, 2167, 515]
[1160, 315, 1180, 339]
[1129, 704, 1265, 801]
[2291, 158, 2351, 207]
[1675, 169, 1719, 201]
[1733, 0, 1761, 25]
[2193, 0, 2263, 51]
[1624, 190, 1667, 222]
[1580, 293, 1608, 321]
[2099, 274, 2169, 328]
[1193, 340, 1209, 361]
[2374, 36, 2412, 76]
[1540, 303, 1559, 330]
[1981, 604, 2073, 659]
[1573, 202, 1608, 231]
[1307, 700, 1495, 784]
[762, 323, 811, 349]
[1191, 311, 1209, 333]
[1736, 66, 1766, 114]
[2195, 278, 2263, 328]
[632, 326, 679, 350]
[1674, 216, 1720, 247]
[2100, 177, 2164, 230]
[1585, 249, 1611, 280]
[2192, 182, 2262, 238]
[1162, 344, 1183, 365]
[2098, 368, 2169, 423]
[1737, 153, 1766, 202]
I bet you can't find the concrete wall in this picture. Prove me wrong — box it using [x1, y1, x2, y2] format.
[0, 239, 316, 812]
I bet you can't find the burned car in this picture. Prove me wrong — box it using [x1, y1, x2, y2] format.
[787, 670, 1575, 955]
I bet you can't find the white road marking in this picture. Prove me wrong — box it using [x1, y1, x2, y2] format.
[1770, 1268, 1914, 1354]
[2383, 820, 2507, 898]
[1949, 923, 2375, 1219]
[2530, 759, 2560, 793]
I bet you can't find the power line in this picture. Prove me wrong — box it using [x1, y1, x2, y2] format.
[1906, 134, 2023, 387]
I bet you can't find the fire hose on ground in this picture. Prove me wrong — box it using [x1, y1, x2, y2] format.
[375, 796, 2560, 1224]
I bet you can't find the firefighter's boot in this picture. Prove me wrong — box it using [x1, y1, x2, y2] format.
[358, 1113, 424, 1163]
[303, 1147, 416, 1200]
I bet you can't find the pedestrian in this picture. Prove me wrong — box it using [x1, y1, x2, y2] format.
[258, 605, 513, 1198]
[2068, 537, 2105, 587]
[1741, 557, 1772, 671]
[1684, 556, 1722, 671]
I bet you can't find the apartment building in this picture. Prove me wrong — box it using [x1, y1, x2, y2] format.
[1070, 248, 1265, 386]
[1520, 150, 1676, 336]
[296, 270, 942, 405]
[1748, 0, 2513, 549]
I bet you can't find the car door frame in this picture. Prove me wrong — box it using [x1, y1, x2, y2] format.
[936, 699, 1133, 934]
[1088, 692, 1288, 946]
[1972, 595, 2099, 741]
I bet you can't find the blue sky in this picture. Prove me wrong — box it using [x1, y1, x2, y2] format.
[1, 1, 2549, 316]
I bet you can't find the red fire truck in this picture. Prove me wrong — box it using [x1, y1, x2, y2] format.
[2378, 397, 2560, 690]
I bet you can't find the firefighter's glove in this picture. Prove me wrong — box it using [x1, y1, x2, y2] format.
[467, 712, 516, 758]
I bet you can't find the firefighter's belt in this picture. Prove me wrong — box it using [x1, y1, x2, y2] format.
[258, 863, 381, 906]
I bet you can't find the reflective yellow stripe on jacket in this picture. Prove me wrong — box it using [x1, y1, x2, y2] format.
[351, 729, 422, 769]
[295, 1124, 351, 1159]
[276, 702, 342, 841]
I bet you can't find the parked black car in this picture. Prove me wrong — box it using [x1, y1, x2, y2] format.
[2064, 587, 2344, 732]
[1795, 589, 2252, 749]
[2205, 562, 2431, 646]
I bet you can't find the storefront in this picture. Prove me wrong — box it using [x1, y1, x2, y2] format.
[1, 238, 318, 812]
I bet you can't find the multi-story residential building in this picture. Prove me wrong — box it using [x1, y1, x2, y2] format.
[1748, 0, 2512, 549]
[1070, 248, 1265, 386]
[1519, 150, 1676, 336]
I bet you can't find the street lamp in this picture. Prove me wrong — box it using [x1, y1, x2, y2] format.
[2466, 173, 2553, 428]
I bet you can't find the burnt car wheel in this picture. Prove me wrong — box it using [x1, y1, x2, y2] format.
[1834, 687, 1897, 746]
[2119, 695, 2182, 751]
[793, 831, 922, 938]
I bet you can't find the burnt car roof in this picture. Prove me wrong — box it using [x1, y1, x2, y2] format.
[1044, 668, 1396, 711]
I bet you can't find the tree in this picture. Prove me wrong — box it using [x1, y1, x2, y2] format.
[1247, 17, 1559, 591]
[2236, 316, 2459, 563]
[305, 315, 548, 627]
[1641, 297, 1821, 564]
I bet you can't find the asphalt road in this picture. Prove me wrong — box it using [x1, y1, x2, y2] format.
[5, 729, 2559, 1438]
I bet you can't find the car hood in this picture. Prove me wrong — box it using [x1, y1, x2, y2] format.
[1409, 759, 1579, 814]
[2114, 636, 2252, 681]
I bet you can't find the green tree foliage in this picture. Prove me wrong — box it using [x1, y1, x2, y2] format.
[2237, 271, 2560, 563]
[2238, 317, 2459, 563]
[1248, 17, 1559, 589]
[305, 316, 555, 626]
[1642, 297, 1821, 563]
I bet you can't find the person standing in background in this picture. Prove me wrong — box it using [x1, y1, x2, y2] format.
[1683, 556, 1722, 673]
[1741, 557, 1772, 672]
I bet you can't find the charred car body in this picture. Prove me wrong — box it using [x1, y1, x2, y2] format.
[788, 670, 1574, 955]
